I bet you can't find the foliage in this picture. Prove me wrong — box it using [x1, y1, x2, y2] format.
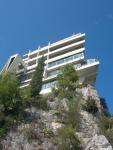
[100, 97, 110, 117]
[99, 116, 113, 147]
[43, 128, 54, 138]
[54, 87, 81, 149]
[82, 97, 98, 115]
[99, 116, 113, 131]
[0, 72, 24, 138]
[51, 87, 59, 98]
[24, 127, 38, 142]
[0, 112, 5, 127]
[58, 88, 78, 100]
[104, 129, 113, 147]
[30, 57, 44, 97]
[31, 96, 50, 110]
[63, 98, 80, 129]
[57, 64, 79, 91]
[57, 126, 81, 150]
[0, 128, 7, 138]
[0, 72, 20, 112]
[20, 87, 31, 105]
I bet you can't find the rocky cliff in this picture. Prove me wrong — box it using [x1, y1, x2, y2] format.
[0, 85, 112, 150]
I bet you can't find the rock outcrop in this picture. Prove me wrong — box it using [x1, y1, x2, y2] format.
[85, 134, 112, 150]
[78, 85, 113, 150]
[0, 85, 112, 150]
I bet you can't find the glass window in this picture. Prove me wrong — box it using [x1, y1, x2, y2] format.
[47, 69, 60, 77]
[23, 55, 28, 59]
[42, 81, 57, 90]
[48, 53, 83, 68]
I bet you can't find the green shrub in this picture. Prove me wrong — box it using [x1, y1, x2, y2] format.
[99, 116, 113, 147]
[53, 111, 62, 117]
[57, 126, 81, 150]
[100, 97, 110, 117]
[58, 88, 78, 100]
[82, 97, 98, 115]
[0, 128, 7, 137]
[57, 64, 79, 91]
[0, 112, 5, 126]
[24, 127, 38, 142]
[32, 96, 50, 110]
[99, 116, 113, 131]
[0, 72, 20, 112]
[63, 98, 80, 130]
[0, 72, 26, 137]
[104, 129, 113, 147]
[51, 87, 59, 97]
[4, 116, 14, 130]
[20, 87, 31, 104]
[43, 128, 54, 138]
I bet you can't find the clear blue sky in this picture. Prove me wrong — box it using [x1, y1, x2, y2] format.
[0, 0, 113, 113]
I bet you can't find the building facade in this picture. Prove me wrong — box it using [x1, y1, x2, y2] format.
[1, 33, 99, 94]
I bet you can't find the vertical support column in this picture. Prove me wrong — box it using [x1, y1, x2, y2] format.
[37, 46, 40, 66]
[47, 42, 50, 68]
[27, 50, 31, 68]
[45, 42, 50, 78]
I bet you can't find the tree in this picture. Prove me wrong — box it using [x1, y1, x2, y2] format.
[30, 57, 45, 97]
[0, 72, 24, 138]
[100, 97, 110, 117]
[58, 126, 81, 150]
[0, 72, 20, 113]
[57, 64, 79, 91]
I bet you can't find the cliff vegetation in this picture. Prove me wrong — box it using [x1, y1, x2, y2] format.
[0, 63, 113, 150]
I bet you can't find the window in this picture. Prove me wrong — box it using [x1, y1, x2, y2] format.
[18, 63, 24, 70]
[74, 64, 81, 69]
[42, 81, 57, 90]
[23, 55, 28, 59]
[28, 60, 36, 66]
[47, 69, 60, 77]
[48, 53, 84, 68]
[29, 53, 37, 59]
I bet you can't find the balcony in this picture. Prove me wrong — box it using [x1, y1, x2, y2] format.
[47, 53, 84, 71]
[49, 33, 85, 51]
[43, 59, 99, 82]
[76, 59, 99, 70]
[16, 68, 25, 74]
[49, 40, 85, 58]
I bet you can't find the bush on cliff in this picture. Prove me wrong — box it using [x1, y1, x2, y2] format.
[57, 126, 81, 150]
[57, 64, 79, 91]
[0, 72, 21, 113]
[99, 116, 113, 147]
[0, 72, 24, 137]
[82, 97, 98, 115]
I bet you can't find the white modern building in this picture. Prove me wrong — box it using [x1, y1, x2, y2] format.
[1, 33, 99, 94]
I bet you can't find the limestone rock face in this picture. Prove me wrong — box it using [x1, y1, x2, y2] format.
[77, 85, 113, 150]
[0, 85, 113, 150]
[77, 85, 101, 112]
[78, 109, 113, 150]
[85, 134, 113, 150]
[0, 109, 58, 150]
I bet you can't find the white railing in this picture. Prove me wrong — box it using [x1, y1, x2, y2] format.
[46, 59, 99, 79]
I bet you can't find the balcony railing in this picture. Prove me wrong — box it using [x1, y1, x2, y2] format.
[16, 68, 25, 74]
[48, 53, 84, 68]
[42, 81, 57, 90]
[46, 59, 99, 79]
